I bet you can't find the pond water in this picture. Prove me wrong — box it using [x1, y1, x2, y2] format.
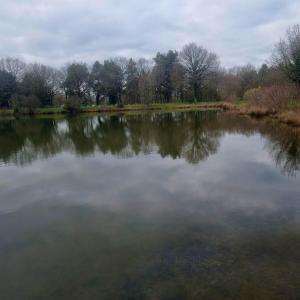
[0, 111, 299, 300]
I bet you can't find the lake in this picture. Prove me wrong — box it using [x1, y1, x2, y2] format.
[0, 111, 299, 300]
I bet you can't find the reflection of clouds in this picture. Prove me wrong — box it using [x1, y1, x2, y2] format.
[1, 112, 300, 226]
[1, 116, 300, 300]
[1, 133, 300, 229]
[165, 134, 300, 220]
[56, 120, 69, 134]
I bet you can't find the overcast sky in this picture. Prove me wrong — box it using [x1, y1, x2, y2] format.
[1, 0, 299, 68]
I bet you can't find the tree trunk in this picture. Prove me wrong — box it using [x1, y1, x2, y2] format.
[96, 92, 100, 105]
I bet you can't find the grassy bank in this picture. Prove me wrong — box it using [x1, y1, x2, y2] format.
[1, 100, 300, 128]
[236, 104, 300, 127]
[0, 102, 233, 117]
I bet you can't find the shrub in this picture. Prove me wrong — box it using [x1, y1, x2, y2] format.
[53, 94, 66, 106]
[244, 83, 300, 111]
[64, 96, 82, 114]
[244, 87, 264, 106]
[224, 93, 239, 103]
[9, 94, 41, 115]
[220, 102, 237, 111]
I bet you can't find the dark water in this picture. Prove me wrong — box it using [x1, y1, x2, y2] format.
[0, 111, 300, 300]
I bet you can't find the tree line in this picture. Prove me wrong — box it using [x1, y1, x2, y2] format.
[0, 24, 299, 110]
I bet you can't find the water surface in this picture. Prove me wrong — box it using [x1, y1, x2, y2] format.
[0, 111, 300, 299]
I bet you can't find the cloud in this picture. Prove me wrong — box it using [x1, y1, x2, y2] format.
[0, 0, 299, 67]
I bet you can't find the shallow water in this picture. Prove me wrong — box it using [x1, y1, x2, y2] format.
[0, 111, 300, 300]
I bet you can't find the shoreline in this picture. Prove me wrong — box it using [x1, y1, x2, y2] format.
[236, 105, 300, 127]
[1, 101, 299, 128]
[0, 102, 232, 117]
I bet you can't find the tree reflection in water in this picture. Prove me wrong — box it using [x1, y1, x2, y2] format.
[1, 111, 300, 300]
[0, 111, 300, 176]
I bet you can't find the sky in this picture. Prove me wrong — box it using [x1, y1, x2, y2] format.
[0, 0, 299, 68]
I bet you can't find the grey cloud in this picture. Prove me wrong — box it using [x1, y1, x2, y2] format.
[0, 0, 299, 67]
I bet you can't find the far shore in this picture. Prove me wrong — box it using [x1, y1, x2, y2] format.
[0, 102, 235, 117]
[1, 101, 300, 128]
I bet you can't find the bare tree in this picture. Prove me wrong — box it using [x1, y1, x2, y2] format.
[0, 57, 26, 81]
[272, 24, 300, 84]
[26, 63, 64, 95]
[136, 58, 154, 104]
[138, 71, 154, 105]
[137, 58, 154, 104]
[180, 43, 219, 102]
[136, 58, 153, 76]
[113, 56, 129, 101]
[19, 63, 63, 106]
[229, 64, 258, 97]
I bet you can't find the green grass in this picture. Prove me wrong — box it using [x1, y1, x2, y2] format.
[82, 102, 222, 111]
[35, 106, 66, 114]
[235, 100, 248, 108]
[0, 108, 14, 116]
[0, 102, 230, 117]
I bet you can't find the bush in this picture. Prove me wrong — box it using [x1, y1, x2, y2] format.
[64, 96, 82, 114]
[244, 87, 264, 106]
[244, 83, 300, 111]
[225, 94, 239, 103]
[9, 94, 41, 115]
[53, 94, 66, 106]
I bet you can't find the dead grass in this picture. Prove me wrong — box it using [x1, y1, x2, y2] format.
[238, 106, 275, 117]
[277, 110, 300, 126]
[219, 102, 239, 111]
[236, 103, 300, 127]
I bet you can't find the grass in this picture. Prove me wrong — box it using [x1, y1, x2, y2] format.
[35, 106, 65, 114]
[238, 106, 275, 117]
[0, 108, 14, 116]
[234, 101, 300, 127]
[80, 102, 230, 113]
[0, 102, 232, 117]
[6, 100, 300, 128]
[276, 110, 300, 126]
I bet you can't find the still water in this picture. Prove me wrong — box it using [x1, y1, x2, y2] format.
[0, 111, 299, 300]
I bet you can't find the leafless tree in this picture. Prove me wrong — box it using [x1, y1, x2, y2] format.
[113, 56, 129, 94]
[272, 24, 300, 84]
[136, 58, 154, 104]
[136, 58, 153, 76]
[180, 43, 219, 101]
[138, 72, 154, 105]
[26, 63, 64, 94]
[228, 64, 258, 97]
[0, 57, 26, 80]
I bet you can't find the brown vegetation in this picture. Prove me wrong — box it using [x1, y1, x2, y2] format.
[244, 83, 300, 111]
[236, 83, 300, 126]
[239, 106, 275, 117]
[276, 111, 300, 127]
